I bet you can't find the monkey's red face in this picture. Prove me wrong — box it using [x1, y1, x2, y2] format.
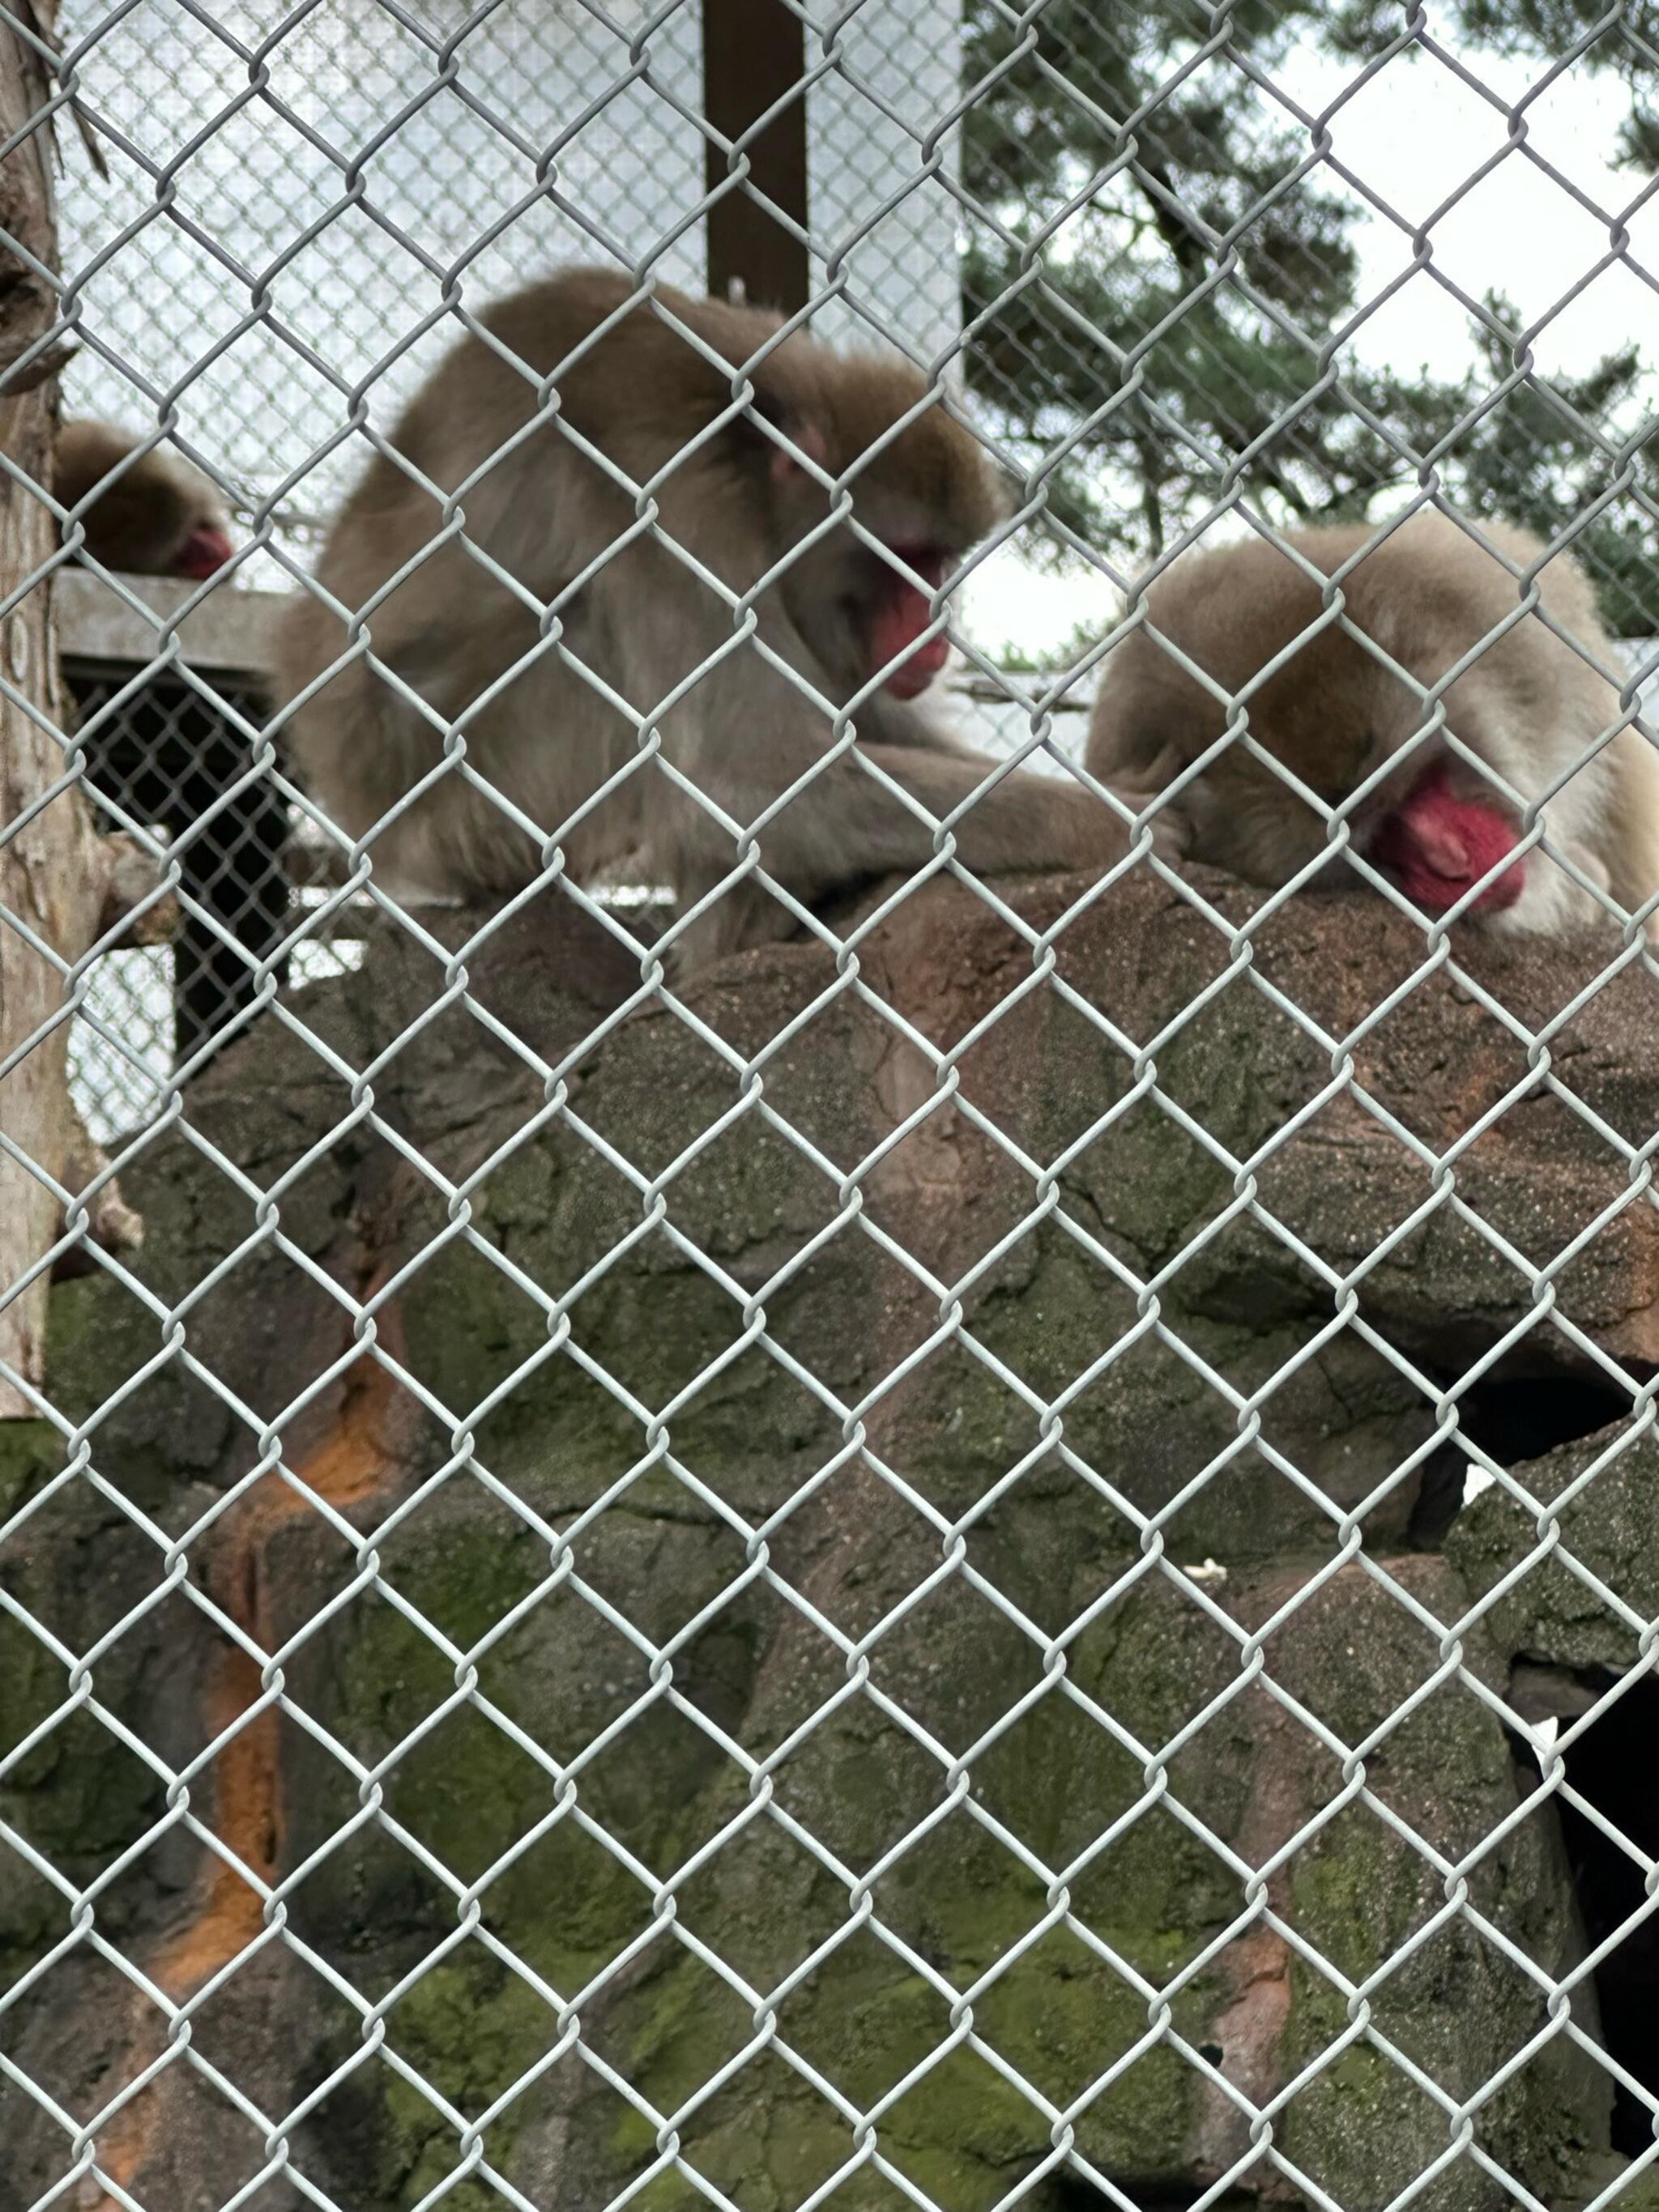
[867, 545, 952, 698]
[1369, 766, 1525, 914]
[173, 522, 234, 579]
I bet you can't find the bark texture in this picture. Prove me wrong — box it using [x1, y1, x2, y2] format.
[0, 9, 152, 1417]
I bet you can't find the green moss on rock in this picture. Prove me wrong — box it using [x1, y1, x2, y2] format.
[322, 1946, 555, 2210]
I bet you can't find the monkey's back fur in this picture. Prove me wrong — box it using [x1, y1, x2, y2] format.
[275, 267, 1137, 969]
[1087, 511, 1659, 937]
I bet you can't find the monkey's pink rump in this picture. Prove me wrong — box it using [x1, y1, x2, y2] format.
[1373, 765, 1525, 914]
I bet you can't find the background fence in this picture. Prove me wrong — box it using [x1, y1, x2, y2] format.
[6, 2, 1659, 2209]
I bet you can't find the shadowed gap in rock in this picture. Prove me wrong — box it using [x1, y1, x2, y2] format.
[1508, 1662, 1659, 2158]
[1408, 1369, 1639, 1549]
[1047, 2175, 1261, 2210]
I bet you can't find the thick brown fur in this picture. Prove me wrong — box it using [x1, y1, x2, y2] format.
[1087, 511, 1659, 936]
[276, 267, 1164, 969]
[55, 421, 233, 578]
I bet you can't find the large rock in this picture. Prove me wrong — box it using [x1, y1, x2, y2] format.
[3, 869, 1657, 2208]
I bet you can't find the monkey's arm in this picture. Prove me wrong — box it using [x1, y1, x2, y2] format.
[665, 735, 1180, 970]
[852, 741, 1174, 874]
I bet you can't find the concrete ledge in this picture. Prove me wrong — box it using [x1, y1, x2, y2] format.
[56, 569, 284, 683]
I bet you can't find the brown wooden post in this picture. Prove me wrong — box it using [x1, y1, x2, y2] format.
[702, 0, 810, 313]
[0, 6, 154, 1417]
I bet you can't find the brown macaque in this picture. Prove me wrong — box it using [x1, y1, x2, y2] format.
[275, 267, 1169, 971]
[56, 420, 235, 579]
[1086, 512, 1659, 938]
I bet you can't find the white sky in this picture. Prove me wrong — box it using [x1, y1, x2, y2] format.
[963, 38, 1659, 661]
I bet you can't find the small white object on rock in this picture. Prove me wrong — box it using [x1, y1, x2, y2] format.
[1463, 1462, 1497, 1506]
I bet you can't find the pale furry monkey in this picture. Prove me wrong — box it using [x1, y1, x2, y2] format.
[276, 268, 1169, 970]
[1086, 511, 1659, 937]
[56, 421, 235, 578]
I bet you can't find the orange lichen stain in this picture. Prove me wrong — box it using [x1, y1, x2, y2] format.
[82, 1299, 407, 2205]
[146, 1648, 279, 1991]
[159, 1334, 406, 1992]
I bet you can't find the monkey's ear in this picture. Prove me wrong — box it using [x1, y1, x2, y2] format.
[767, 418, 830, 484]
[748, 381, 830, 482]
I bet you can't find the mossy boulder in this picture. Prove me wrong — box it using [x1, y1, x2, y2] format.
[5, 876, 1655, 2207]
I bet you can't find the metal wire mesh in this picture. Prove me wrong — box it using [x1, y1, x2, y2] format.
[51, 0, 964, 567]
[6, 3, 1659, 2210]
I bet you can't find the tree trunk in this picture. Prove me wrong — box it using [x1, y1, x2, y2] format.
[0, 5, 147, 1419]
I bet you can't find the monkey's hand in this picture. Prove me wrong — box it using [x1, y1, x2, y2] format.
[1106, 786, 1189, 867]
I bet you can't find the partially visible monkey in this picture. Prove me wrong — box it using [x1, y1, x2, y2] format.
[275, 267, 1171, 971]
[1086, 511, 1659, 937]
[56, 420, 235, 579]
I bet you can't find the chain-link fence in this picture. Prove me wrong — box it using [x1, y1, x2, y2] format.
[6, 3, 1659, 2208]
